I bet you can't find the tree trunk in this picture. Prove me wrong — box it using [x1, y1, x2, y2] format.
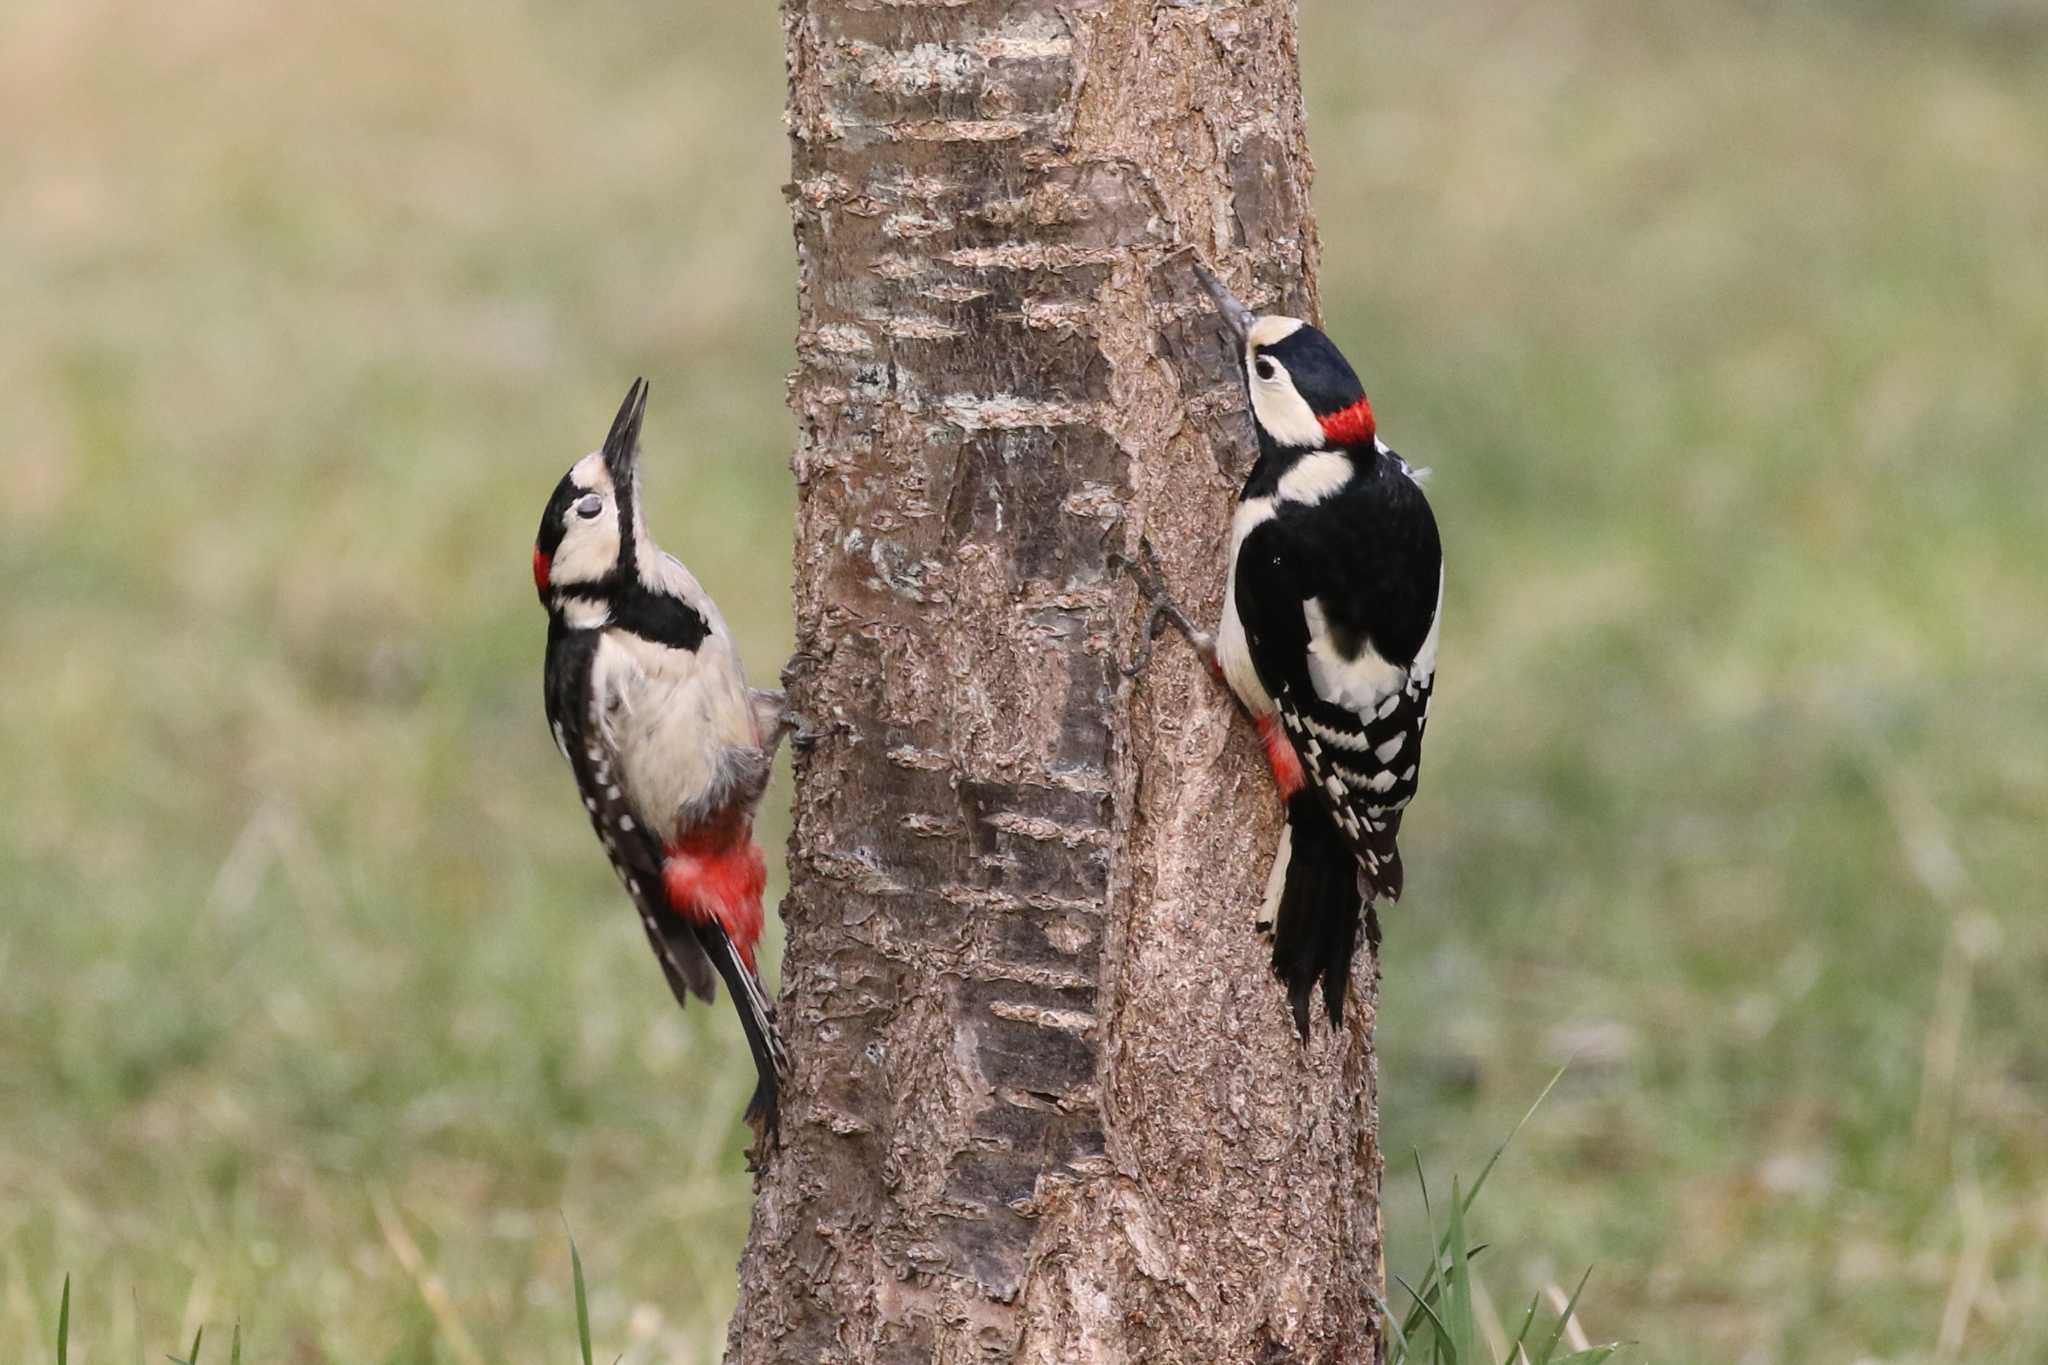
[731, 2, 1382, 1360]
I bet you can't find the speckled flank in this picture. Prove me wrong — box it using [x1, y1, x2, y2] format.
[730, 2, 1382, 1360]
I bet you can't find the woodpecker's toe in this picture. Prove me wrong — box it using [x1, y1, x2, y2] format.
[1115, 541, 1214, 670]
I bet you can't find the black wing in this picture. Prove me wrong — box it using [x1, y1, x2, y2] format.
[543, 621, 719, 1006]
[1234, 458, 1442, 898]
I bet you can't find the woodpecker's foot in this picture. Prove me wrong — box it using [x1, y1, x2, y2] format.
[786, 711, 828, 753]
[1113, 540, 1214, 676]
[779, 651, 819, 691]
[751, 689, 799, 761]
[1127, 602, 1172, 678]
[1364, 901, 1384, 953]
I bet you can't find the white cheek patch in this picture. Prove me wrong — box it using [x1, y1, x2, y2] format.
[575, 447, 651, 573]
[1248, 360, 1327, 449]
[550, 516, 621, 587]
[549, 453, 621, 588]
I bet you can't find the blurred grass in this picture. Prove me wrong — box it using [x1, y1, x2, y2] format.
[0, 0, 2042, 1360]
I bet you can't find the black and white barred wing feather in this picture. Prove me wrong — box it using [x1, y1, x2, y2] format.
[1282, 582, 1439, 899]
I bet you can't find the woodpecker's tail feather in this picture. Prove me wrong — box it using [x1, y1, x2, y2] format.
[1269, 791, 1368, 1039]
[693, 923, 788, 1138]
[635, 902, 720, 1007]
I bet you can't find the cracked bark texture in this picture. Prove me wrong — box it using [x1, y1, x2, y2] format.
[731, 2, 1382, 1360]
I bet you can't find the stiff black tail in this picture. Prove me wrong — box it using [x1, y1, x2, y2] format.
[694, 925, 788, 1137]
[1269, 791, 1368, 1039]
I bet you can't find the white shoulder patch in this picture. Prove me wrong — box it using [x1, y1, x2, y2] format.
[1276, 451, 1353, 506]
[1302, 597, 1405, 711]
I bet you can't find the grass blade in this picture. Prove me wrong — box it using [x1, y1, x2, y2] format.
[1393, 1272, 1451, 1346]
[1401, 1152, 1443, 1342]
[566, 1220, 595, 1365]
[1530, 1267, 1595, 1365]
[1368, 1284, 1411, 1361]
[1447, 1178, 1476, 1364]
[372, 1187, 488, 1365]
[1509, 1290, 1544, 1360]
[57, 1275, 71, 1365]
[1465, 1066, 1567, 1215]
[229, 1322, 241, 1365]
[1400, 1071, 1566, 1344]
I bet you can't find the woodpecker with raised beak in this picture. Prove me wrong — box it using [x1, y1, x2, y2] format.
[534, 379, 792, 1138]
[1134, 267, 1443, 1038]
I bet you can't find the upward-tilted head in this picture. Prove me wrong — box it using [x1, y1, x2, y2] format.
[1197, 266, 1376, 451]
[533, 378, 649, 603]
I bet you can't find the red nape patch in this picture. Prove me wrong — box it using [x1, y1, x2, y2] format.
[1318, 397, 1376, 448]
[663, 829, 768, 971]
[1254, 713, 1307, 798]
[532, 547, 552, 594]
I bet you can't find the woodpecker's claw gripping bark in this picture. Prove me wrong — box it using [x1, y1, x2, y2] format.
[1115, 539, 1215, 677]
[779, 650, 820, 691]
[787, 713, 827, 753]
[763, 655, 831, 752]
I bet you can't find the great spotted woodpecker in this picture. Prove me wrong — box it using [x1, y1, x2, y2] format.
[535, 379, 792, 1136]
[1134, 267, 1444, 1038]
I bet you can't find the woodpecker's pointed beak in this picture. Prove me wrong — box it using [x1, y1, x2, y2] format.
[602, 377, 649, 488]
[1195, 264, 1256, 345]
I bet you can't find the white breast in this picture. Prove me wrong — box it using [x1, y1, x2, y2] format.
[1215, 496, 1277, 716]
[594, 626, 759, 840]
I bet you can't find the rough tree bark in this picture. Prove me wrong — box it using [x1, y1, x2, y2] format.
[730, 2, 1382, 1360]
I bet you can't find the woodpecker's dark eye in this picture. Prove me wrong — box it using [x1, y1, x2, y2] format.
[1254, 357, 1278, 382]
[575, 494, 604, 520]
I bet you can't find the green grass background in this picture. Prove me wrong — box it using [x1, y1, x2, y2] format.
[3, 0, 2042, 1360]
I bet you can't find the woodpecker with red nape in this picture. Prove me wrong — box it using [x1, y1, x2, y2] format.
[1132, 266, 1443, 1038]
[535, 379, 792, 1138]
